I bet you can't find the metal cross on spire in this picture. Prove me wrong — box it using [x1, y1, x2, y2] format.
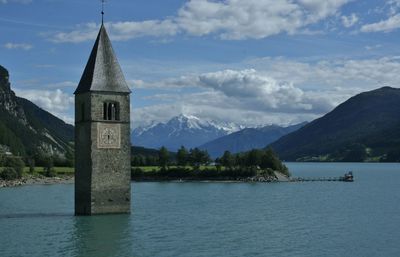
[101, 0, 106, 24]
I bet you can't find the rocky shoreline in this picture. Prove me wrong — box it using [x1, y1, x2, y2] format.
[0, 175, 74, 188]
[1, 172, 290, 188]
[132, 172, 289, 183]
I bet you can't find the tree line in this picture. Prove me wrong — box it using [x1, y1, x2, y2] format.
[0, 153, 67, 180]
[131, 146, 290, 177]
[131, 146, 211, 168]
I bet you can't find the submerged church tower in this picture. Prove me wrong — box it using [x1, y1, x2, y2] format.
[74, 22, 131, 215]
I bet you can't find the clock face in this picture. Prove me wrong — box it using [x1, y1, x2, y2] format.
[97, 123, 121, 149]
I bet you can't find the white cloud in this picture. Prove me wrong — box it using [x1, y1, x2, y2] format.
[361, 13, 400, 32]
[131, 69, 347, 128]
[50, 0, 352, 42]
[132, 100, 318, 129]
[110, 20, 179, 41]
[3, 43, 33, 50]
[50, 23, 99, 43]
[246, 56, 400, 90]
[195, 69, 323, 112]
[131, 56, 400, 128]
[14, 88, 74, 113]
[0, 0, 31, 4]
[365, 44, 382, 50]
[341, 13, 359, 27]
[135, 57, 400, 92]
[45, 81, 76, 89]
[51, 20, 179, 43]
[361, 1, 400, 33]
[387, 0, 400, 15]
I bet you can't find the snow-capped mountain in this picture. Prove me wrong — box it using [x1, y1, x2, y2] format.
[131, 114, 244, 151]
[199, 122, 308, 158]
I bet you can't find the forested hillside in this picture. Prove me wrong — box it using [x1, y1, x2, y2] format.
[0, 65, 74, 162]
[270, 87, 400, 162]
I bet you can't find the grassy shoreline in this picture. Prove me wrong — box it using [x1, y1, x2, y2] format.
[1, 165, 289, 187]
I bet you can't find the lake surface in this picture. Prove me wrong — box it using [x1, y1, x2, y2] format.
[0, 162, 399, 257]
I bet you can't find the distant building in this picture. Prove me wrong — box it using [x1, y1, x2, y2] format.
[74, 22, 131, 215]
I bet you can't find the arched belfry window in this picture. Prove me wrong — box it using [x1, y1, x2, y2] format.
[103, 102, 120, 121]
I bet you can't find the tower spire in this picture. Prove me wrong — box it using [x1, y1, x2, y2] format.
[74, 16, 130, 94]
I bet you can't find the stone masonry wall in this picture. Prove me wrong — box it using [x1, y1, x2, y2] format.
[75, 92, 131, 215]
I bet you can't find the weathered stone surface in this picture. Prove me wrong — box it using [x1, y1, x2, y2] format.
[75, 91, 131, 215]
[74, 25, 131, 216]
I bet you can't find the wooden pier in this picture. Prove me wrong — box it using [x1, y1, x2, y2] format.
[289, 172, 354, 182]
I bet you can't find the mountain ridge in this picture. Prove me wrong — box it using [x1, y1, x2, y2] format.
[0, 65, 74, 158]
[199, 122, 307, 158]
[131, 114, 244, 151]
[270, 86, 400, 162]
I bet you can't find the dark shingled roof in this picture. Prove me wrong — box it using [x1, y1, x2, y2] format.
[74, 24, 131, 94]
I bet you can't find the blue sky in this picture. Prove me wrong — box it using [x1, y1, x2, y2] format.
[2, 0, 400, 128]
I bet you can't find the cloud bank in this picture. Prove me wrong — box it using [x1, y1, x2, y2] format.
[131, 56, 400, 128]
[50, 0, 352, 43]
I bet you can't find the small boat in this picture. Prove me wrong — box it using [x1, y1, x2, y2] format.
[341, 171, 354, 182]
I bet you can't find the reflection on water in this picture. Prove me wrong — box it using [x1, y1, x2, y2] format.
[71, 215, 133, 257]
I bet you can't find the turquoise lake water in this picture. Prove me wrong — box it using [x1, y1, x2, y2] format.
[0, 162, 399, 257]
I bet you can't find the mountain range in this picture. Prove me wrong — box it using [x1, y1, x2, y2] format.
[131, 114, 244, 151]
[199, 122, 307, 158]
[1, 64, 399, 163]
[0, 65, 74, 158]
[270, 86, 400, 162]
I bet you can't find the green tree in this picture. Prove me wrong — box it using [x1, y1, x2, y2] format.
[65, 149, 75, 167]
[189, 148, 211, 167]
[26, 157, 35, 173]
[145, 155, 158, 166]
[33, 152, 48, 167]
[188, 148, 200, 167]
[176, 146, 189, 166]
[0, 154, 5, 167]
[132, 155, 146, 166]
[158, 146, 170, 168]
[200, 150, 211, 165]
[4, 156, 25, 178]
[0, 121, 25, 155]
[235, 154, 244, 167]
[246, 149, 262, 167]
[43, 157, 56, 177]
[0, 167, 18, 180]
[342, 143, 367, 162]
[260, 149, 278, 169]
[221, 151, 234, 168]
[261, 148, 289, 176]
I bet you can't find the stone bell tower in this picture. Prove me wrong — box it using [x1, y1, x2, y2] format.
[74, 23, 131, 215]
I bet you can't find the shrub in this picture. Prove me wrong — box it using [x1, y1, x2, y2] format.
[131, 167, 144, 178]
[0, 154, 5, 167]
[26, 158, 35, 173]
[1, 167, 18, 180]
[43, 166, 56, 177]
[257, 168, 275, 177]
[4, 156, 24, 178]
[43, 157, 56, 177]
[197, 168, 219, 178]
[165, 167, 193, 177]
